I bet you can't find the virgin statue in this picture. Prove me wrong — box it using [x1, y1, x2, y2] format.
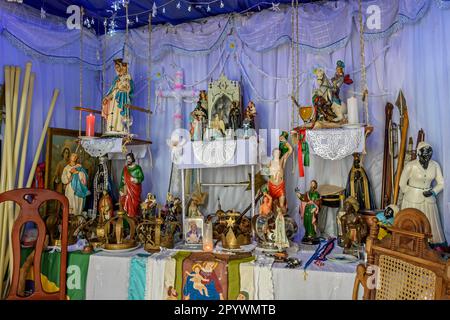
[274, 207, 289, 251]
[102, 58, 134, 134]
[61, 153, 90, 216]
[399, 142, 446, 245]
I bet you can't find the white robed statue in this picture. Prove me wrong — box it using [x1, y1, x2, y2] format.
[102, 58, 134, 134]
[399, 142, 446, 245]
[61, 153, 90, 216]
[274, 207, 289, 250]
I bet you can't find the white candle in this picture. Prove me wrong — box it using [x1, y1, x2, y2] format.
[347, 96, 359, 124]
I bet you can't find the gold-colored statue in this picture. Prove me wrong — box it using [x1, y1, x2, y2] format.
[340, 196, 368, 255]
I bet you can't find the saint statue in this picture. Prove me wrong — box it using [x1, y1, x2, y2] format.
[376, 204, 398, 240]
[259, 192, 273, 217]
[296, 180, 321, 245]
[274, 207, 289, 251]
[228, 101, 241, 132]
[210, 114, 226, 137]
[98, 190, 113, 223]
[399, 142, 446, 245]
[243, 101, 257, 129]
[141, 193, 158, 219]
[119, 152, 144, 218]
[312, 61, 352, 123]
[345, 153, 375, 210]
[61, 153, 90, 216]
[102, 58, 134, 134]
[190, 101, 208, 141]
[340, 196, 368, 253]
[267, 132, 293, 212]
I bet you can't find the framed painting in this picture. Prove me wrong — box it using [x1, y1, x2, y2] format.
[44, 128, 98, 215]
[184, 218, 203, 245]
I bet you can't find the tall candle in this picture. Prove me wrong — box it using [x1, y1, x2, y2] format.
[347, 96, 359, 124]
[86, 113, 95, 137]
[203, 221, 213, 252]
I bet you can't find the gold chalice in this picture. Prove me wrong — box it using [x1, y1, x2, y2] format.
[299, 105, 315, 125]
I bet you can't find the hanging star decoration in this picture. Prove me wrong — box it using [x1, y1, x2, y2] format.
[271, 2, 281, 12]
[152, 2, 157, 18]
[40, 7, 46, 19]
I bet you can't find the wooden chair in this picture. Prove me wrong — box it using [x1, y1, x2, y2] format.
[0, 188, 69, 300]
[353, 208, 450, 300]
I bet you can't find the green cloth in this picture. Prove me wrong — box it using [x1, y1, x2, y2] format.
[21, 249, 91, 300]
[227, 256, 255, 300]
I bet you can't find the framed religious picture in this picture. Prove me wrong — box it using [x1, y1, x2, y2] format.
[44, 128, 99, 215]
[184, 218, 203, 245]
[207, 74, 241, 131]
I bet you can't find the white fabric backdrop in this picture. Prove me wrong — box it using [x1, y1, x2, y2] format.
[1, 0, 449, 242]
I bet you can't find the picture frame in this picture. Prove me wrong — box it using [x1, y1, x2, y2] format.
[184, 218, 204, 245]
[207, 74, 241, 129]
[44, 127, 99, 215]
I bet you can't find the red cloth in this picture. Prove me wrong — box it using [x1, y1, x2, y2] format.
[121, 166, 142, 218]
[268, 180, 286, 200]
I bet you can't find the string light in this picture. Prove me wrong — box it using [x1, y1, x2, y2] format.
[207, 5, 211, 12]
[136, 15, 139, 23]
[188, 5, 192, 12]
[220, 1, 224, 9]
[176, 2, 181, 9]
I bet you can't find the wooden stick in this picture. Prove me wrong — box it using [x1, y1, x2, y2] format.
[0, 66, 14, 296]
[11, 67, 20, 144]
[380, 103, 393, 208]
[13, 63, 32, 181]
[26, 89, 59, 188]
[393, 94, 409, 206]
[17, 73, 35, 189]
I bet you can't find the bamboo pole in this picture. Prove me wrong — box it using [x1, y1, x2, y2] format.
[10, 67, 19, 143]
[0, 66, 13, 296]
[17, 73, 35, 189]
[26, 89, 59, 188]
[5, 65, 21, 287]
[13, 63, 32, 180]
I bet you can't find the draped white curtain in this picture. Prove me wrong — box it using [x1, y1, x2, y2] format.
[1, 0, 449, 241]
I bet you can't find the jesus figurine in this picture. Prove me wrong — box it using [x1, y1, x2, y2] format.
[119, 152, 144, 218]
[102, 58, 134, 134]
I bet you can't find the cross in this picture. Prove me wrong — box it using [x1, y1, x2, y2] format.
[157, 70, 198, 131]
[157, 70, 198, 196]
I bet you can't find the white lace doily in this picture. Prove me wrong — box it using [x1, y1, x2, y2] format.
[306, 127, 365, 160]
[80, 137, 123, 157]
[192, 139, 237, 167]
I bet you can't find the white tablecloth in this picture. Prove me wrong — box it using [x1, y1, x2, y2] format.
[84, 246, 360, 300]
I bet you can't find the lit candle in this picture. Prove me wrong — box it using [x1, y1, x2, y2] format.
[203, 221, 213, 252]
[347, 97, 359, 124]
[86, 113, 95, 137]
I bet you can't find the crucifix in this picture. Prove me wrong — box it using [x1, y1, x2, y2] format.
[157, 70, 198, 195]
